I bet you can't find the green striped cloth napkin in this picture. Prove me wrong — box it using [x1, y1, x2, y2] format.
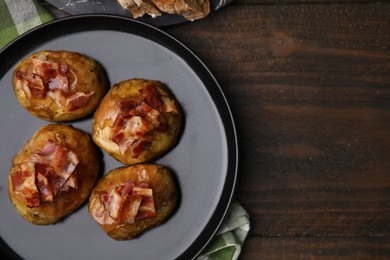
[0, 1, 250, 259]
[197, 201, 250, 260]
[0, 0, 53, 49]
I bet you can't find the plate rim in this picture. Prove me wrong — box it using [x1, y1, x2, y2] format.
[0, 14, 238, 260]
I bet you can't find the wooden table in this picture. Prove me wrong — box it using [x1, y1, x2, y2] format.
[41, 0, 390, 258]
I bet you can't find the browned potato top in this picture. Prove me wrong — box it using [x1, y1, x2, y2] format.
[9, 52, 183, 239]
[88, 164, 178, 240]
[8, 124, 100, 225]
[92, 78, 182, 165]
[12, 50, 108, 121]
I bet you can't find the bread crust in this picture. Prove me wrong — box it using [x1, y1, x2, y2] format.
[117, 0, 210, 20]
[151, 0, 210, 20]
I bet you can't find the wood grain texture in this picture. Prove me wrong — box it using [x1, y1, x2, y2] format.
[165, 2, 390, 256]
[240, 237, 390, 259]
[234, 0, 377, 4]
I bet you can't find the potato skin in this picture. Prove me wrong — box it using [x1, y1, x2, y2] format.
[8, 124, 101, 225]
[88, 164, 178, 240]
[12, 50, 108, 121]
[92, 78, 182, 165]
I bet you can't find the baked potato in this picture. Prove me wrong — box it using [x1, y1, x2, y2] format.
[92, 78, 182, 165]
[8, 124, 101, 225]
[12, 50, 108, 121]
[88, 164, 178, 240]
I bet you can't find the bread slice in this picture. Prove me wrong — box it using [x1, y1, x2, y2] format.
[117, 0, 210, 20]
[150, 0, 210, 20]
[117, 0, 162, 18]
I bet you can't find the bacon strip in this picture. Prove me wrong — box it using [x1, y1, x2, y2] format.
[109, 100, 156, 155]
[120, 180, 136, 195]
[32, 57, 70, 92]
[66, 91, 95, 111]
[121, 195, 143, 224]
[33, 140, 59, 159]
[49, 146, 79, 195]
[15, 54, 94, 111]
[133, 187, 156, 219]
[136, 102, 161, 128]
[109, 85, 171, 156]
[110, 131, 138, 155]
[61, 173, 78, 191]
[15, 71, 45, 99]
[98, 181, 156, 224]
[10, 162, 40, 207]
[139, 84, 164, 110]
[12, 140, 79, 207]
[100, 188, 123, 220]
[36, 172, 53, 202]
[33, 140, 79, 194]
[137, 196, 156, 219]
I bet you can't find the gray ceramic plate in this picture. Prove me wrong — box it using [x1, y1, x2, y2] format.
[0, 15, 237, 260]
[45, 0, 233, 26]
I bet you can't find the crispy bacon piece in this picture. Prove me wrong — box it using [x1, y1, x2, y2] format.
[133, 186, 156, 219]
[10, 162, 40, 207]
[137, 196, 156, 219]
[118, 98, 142, 114]
[11, 140, 79, 207]
[34, 140, 58, 159]
[109, 84, 177, 157]
[36, 172, 53, 202]
[109, 100, 156, 155]
[136, 102, 161, 128]
[66, 91, 95, 111]
[120, 180, 136, 195]
[110, 131, 138, 155]
[139, 84, 178, 113]
[32, 57, 70, 92]
[15, 54, 94, 111]
[15, 71, 45, 99]
[101, 188, 123, 220]
[98, 181, 156, 224]
[61, 173, 78, 191]
[139, 84, 164, 110]
[121, 195, 143, 224]
[33, 140, 79, 194]
[49, 145, 79, 195]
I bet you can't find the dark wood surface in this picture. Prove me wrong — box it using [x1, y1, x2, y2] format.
[41, 0, 390, 259]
